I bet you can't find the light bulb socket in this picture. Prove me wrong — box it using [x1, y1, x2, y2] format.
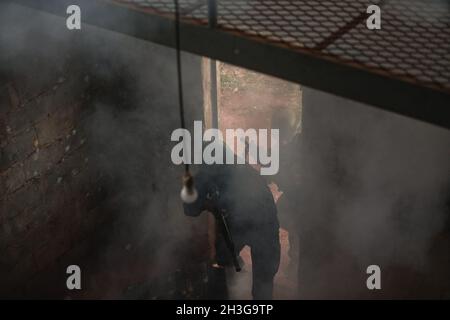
[181, 171, 198, 203]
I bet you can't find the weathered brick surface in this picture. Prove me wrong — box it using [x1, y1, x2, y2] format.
[2, 164, 26, 194]
[0, 45, 102, 298]
[0, 2, 205, 298]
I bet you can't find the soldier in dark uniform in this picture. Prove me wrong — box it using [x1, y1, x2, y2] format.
[183, 157, 280, 300]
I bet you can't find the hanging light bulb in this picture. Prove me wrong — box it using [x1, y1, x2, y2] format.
[180, 172, 198, 203]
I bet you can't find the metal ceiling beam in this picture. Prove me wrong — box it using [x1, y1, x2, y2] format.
[6, 0, 450, 129]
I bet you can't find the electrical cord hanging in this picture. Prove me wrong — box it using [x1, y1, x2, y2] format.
[174, 0, 188, 173]
[174, 0, 198, 203]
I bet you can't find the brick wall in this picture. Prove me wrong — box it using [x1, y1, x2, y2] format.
[0, 3, 205, 298]
[0, 38, 106, 297]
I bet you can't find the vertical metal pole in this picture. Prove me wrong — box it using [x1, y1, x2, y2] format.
[208, 0, 218, 28]
[208, 0, 219, 129]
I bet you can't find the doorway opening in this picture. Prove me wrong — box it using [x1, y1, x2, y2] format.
[202, 59, 302, 299]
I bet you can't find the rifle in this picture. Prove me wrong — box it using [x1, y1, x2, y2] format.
[207, 186, 241, 272]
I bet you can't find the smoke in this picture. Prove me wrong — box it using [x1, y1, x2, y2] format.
[0, 1, 205, 298]
[1, 0, 449, 299]
[287, 87, 450, 298]
[70, 14, 207, 299]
